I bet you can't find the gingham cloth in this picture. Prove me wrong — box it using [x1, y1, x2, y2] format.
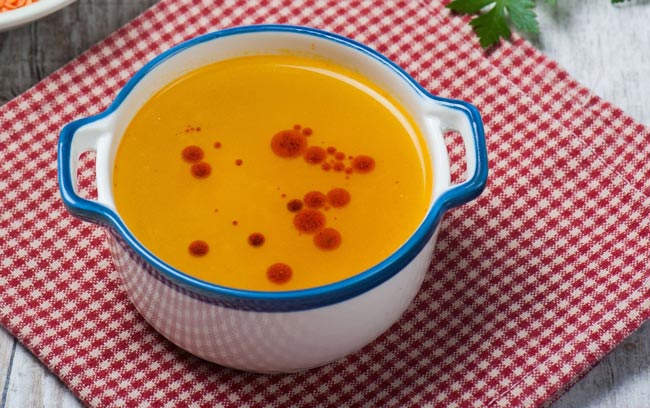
[1, 1, 649, 407]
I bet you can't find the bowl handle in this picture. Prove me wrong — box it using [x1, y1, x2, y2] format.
[58, 116, 117, 227]
[433, 100, 489, 211]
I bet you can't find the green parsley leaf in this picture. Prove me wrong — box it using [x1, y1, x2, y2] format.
[446, 0, 495, 13]
[468, 5, 512, 48]
[447, 0, 540, 48]
[507, 0, 538, 33]
[448, 0, 631, 49]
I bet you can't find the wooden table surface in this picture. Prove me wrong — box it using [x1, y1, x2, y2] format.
[1, 1, 649, 407]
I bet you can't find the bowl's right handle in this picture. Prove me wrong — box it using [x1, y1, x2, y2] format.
[58, 116, 118, 227]
[434, 100, 489, 211]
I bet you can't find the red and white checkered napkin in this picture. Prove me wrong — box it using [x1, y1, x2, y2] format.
[1, 1, 649, 406]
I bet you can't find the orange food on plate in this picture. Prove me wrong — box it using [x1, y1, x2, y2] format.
[1, 0, 38, 13]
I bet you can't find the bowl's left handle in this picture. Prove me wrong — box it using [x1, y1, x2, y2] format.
[58, 117, 117, 227]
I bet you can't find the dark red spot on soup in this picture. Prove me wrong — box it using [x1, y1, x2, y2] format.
[188, 240, 209, 257]
[267, 263, 292, 284]
[293, 209, 326, 233]
[248, 233, 265, 247]
[304, 146, 327, 164]
[327, 188, 351, 208]
[314, 228, 341, 250]
[271, 128, 308, 158]
[303, 191, 327, 209]
[191, 162, 211, 178]
[352, 155, 375, 173]
[235, 159, 243, 166]
[182, 145, 204, 163]
[287, 199, 303, 212]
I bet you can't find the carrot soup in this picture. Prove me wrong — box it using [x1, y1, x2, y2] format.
[112, 54, 432, 291]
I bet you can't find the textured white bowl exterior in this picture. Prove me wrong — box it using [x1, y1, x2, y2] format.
[107, 229, 438, 372]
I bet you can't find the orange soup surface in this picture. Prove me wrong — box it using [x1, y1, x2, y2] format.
[113, 54, 432, 291]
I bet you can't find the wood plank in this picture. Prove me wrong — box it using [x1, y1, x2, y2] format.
[0, 327, 17, 407]
[533, 0, 650, 126]
[0, 0, 159, 105]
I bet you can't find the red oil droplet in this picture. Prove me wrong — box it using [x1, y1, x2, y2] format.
[326, 147, 337, 155]
[267, 263, 293, 284]
[214, 141, 222, 149]
[235, 159, 243, 166]
[248, 233, 265, 247]
[302, 127, 313, 136]
[333, 162, 345, 172]
[293, 209, 326, 233]
[287, 199, 303, 212]
[182, 145, 204, 163]
[304, 146, 327, 164]
[191, 162, 212, 178]
[321, 163, 332, 171]
[232, 220, 239, 226]
[335, 152, 346, 161]
[303, 191, 327, 208]
[327, 188, 351, 208]
[188, 240, 209, 256]
[271, 128, 308, 158]
[314, 228, 341, 250]
[352, 155, 375, 173]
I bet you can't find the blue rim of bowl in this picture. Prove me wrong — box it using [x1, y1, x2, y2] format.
[58, 24, 488, 312]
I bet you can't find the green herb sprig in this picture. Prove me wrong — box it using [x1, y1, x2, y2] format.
[447, 0, 629, 48]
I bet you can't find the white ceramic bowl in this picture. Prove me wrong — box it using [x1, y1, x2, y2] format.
[0, 0, 76, 32]
[58, 25, 488, 373]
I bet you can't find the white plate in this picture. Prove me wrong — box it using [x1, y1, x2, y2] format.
[0, 0, 76, 32]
